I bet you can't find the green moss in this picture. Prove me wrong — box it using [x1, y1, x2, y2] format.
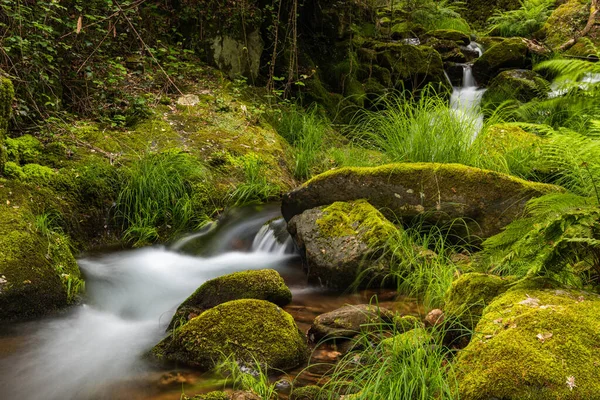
[540, 0, 591, 50]
[191, 391, 230, 400]
[153, 299, 308, 370]
[460, 0, 521, 29]
[5, 134, 42, 165]
[472, 38, 530, 84]
[564, 37, 599, 59]
[316, 199, 397, 248]
[425, 29, 471, 46]
[291, 385, 338, 400]
[444, 272, 514, 331]
[0, 180, 82, 320]
[3, 161, 25, 180]
[0, 76, 14, 175]
[381, 328, 433, 356]
[393, 315, 424, 333]
[456, 282, 600, 399]
[168, 269, 292, 329]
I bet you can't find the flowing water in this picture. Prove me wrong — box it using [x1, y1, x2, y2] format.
[0, 205, 419, 400]
[450, 63, 486, 138]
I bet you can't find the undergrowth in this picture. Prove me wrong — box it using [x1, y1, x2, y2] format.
[487, 0, 555, 38]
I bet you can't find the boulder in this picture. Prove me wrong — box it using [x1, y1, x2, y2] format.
[282, 163, 561, 240]
[308, 304, 395, 342]
[211, 30, 263, 79]
[287, 200, 399, 290]
[152, 299, 308, 370]
[424, 29, 471, 46]
[473, 38, 530, 85]
[444, 272, 514, 331]
[539, 0, 600, 53]
[168, 269, 292, 329]
[481, 69, 550, 111]
[0, 180, 82, 320]
[456, 278, 600, 399]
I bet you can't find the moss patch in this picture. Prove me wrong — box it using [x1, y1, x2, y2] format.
[481, 69, 550, 112]
[168, 269, 292, 329]
[0, 76, 14, 175]
[539, 0, 596, 50]
[456, 280, 600, 399]
[153, 299, 308, 370]
[472, 38, 530, 85]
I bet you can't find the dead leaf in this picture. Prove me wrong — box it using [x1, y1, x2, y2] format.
[76, 15, 82, 34]
[537, 332, 553, 343]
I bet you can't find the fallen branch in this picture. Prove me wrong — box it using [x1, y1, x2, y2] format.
[558, 0, 599, 52]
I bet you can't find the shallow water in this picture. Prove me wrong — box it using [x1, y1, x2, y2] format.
[0, 206, 419, 400]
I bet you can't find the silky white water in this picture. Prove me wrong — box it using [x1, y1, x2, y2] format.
[0, 210, 296, 400]
[450, 63, 486, 137]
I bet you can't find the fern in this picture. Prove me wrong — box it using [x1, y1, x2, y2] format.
[487, 0, 555, 38]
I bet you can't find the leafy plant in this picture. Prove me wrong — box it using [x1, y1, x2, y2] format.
[228, 153, 280, 206]
[487, 0, 555, 38]
[397, 0, 471, 33]
[216, 356, 278, 400]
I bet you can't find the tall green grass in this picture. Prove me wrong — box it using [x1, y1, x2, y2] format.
[350, 94, 480, 165]
[228, 153, 281, 206]
[323, 323, 459, 399]
[275, 106, 329, 180]
[115, 151, 210, 246]
[215, 357, 278, 399]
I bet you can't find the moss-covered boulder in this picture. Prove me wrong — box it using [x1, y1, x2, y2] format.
[168, 269, 292, 329]
[457, 0, 521, 29]
[381, 328, 433, 356]
[0, 76, 14, 175]
[282, 163, 561, 240]
[186, 391, 230, 400]
[5, 134, 43, 165]
[308, 304, 395, 342]
[152, 299, 308, 370]
[290, 385, 339, 400]
[481, 69, 550, 111]
[473, 38, 530, 85]
[456, 279, 600, 399]
[393, 315, 424, 333]
[539, 0, 600, 53]
[444, 273, 514, 331]
[0, 180, 82, 320]
[287, 200, 399, 290]
[424, 29, 470, 46]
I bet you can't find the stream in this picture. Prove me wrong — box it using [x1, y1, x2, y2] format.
[0, 205, 419, 400]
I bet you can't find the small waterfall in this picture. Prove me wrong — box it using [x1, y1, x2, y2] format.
[251, 218, 295, 255]
[466, 41, 483, 58]
[449, 64, 486, 138]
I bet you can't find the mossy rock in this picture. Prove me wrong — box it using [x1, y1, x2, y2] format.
[539, 0, 597, 50]
[424, 30, 470, 46]
[0, 76, 14, 175]
[393, 315, 424, 333]
[287, 200, 399, 290]
[389, 22, 426, 40]
[473, 38, 530, 85]
[458, 0, 521, 29]
[481, 69, 550, 111]
[188, 391, 230, 400]
[0, 180, 82, 320]
[474, 123, 544, 178]
[444, 272, 514, 331]
[307, 304, 395, 341]
[456, 280, 600, 399]
[152, 299, 308, 370]
[282, 163, 562, 240]
[5, 134, 42, 165]
[381, 328, 433, 356]
[290, 385, 339, 400]
[168, 269, 292, 330]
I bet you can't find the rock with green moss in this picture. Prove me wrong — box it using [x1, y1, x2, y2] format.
[0, 180, 82, 320]
[308, 304, 395, 342]
[473, 38, 530, 85]
[168, 269, 292, 330]
[152, 299, 308, 370]
[290, 385, 339, 400]
[481, 69, 549, 111]
[0, 76, 14, 175]
[538, 0, 599, 51]
[444, 273, 514, 331]
[393, 315, 424, 333]
[188, 391, 230, 400]
[287, 200, 399, 290]
[282, 163, 561, 240]
[456, 278, 600, 399]
[381, 328, 433, 356]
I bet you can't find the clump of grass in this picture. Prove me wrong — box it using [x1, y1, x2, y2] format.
[228, 153, 281, 206]
[275, 106, 329, 180]
[215, 356, 278, 400]
[350, 93, 480, 165]
[115, 151, 210, 246]
[487, 0, 555, 38]
[323, 323, 459, 399]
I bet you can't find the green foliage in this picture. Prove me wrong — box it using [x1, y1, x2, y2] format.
[227, 153, 281, 206]
[275, 106, 329, 179]
[115, 151, 210, 246]
[487, 0, 555, 37]
[396, 0, 471, 33]
[216, 357, 278, 400]
[323, 324, 459, 399]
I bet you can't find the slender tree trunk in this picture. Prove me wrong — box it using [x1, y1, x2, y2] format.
[558, 0, 599, 52]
